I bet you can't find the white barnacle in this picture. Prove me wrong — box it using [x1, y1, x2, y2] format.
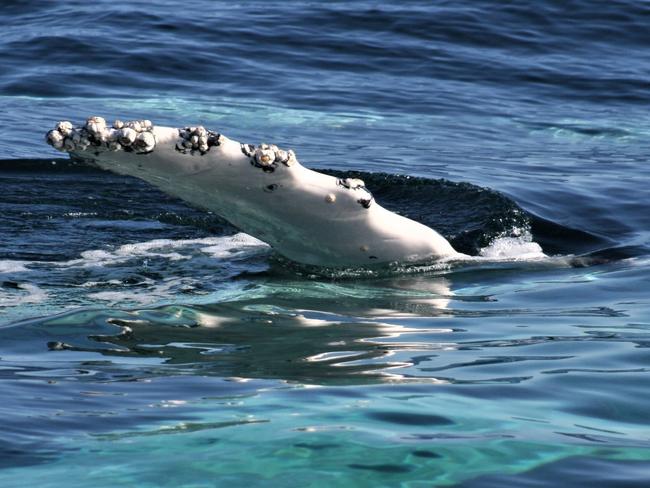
[142, 120, 153, 130]
[134, 131, 155, 152]
[47, 129, 63, 144]
[105, 128, 121, 142]
[255, 147, 275, 166]
[325, 193, 336, 203]
[85, 116, 107, 135]
[113, 119, 124, 130]
[86, 116, 106, 127]
[198, 143, 209, 153]
[118, 127, 137, 146]
[285, 149, 297, 166]
[100, 131, 112, 144]
[56, 121, 73, 136]
[190, 135, 199, 145]
[275, 149, 288, 162]
[128, 120, 142, 132]
[46, 129, 65, 150]
[360, 245, 369, 252]
[195, 126, 207, 137]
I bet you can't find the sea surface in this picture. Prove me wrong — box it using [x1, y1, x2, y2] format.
[1, 1, 649, 486]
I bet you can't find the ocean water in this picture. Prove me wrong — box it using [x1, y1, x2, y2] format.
[1, 0, 650, 486]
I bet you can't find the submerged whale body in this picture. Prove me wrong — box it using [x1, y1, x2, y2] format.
[46, 117, 464, 267]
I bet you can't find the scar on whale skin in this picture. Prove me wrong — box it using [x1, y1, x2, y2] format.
[46, 116, 464, 267]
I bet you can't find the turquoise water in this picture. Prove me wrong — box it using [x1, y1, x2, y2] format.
[2, 261, 649, 486]
[1, 1, 650, 486]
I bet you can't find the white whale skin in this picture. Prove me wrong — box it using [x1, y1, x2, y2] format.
[46, 117, 462, 267]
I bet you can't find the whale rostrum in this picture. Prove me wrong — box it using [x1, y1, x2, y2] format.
[46, 116, 463, 267]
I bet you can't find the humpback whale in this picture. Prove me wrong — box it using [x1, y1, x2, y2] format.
[46, 117, 464, 267]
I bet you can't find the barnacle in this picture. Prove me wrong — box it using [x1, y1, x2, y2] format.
[175, 125, 221, 155]
[47, 117, 157, 154]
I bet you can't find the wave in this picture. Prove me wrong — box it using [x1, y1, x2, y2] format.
[1, 159, 642, 267]
[2, 1, 650, 107]
[320, 169, 626, 261]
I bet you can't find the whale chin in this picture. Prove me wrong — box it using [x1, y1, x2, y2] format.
[46, 116, 462, 268]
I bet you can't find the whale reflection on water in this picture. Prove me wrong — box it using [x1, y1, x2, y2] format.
[6, 276, 457, 385]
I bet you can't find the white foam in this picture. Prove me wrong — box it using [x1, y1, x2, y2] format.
[63, 211, 98, 218]
[87, 290, 156, 304]
[478, 235, 546, 261]
[59, 232, 270, 269]
[0, 234, 271, 312]
[80, 279, 126, 288]
[201, 233, 269, 258]
[0, 283, 48, 307]
[0, 260, 30, 274]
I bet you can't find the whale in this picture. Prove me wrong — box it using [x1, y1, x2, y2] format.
[46, 117, 464, 267]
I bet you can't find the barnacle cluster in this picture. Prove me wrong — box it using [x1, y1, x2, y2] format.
[337, 178, 366, 190]
[175, 126, 222, 155]
[337, 178, 374, 209]
[46, 117, 156, 154]
[241, 143, 297, 172]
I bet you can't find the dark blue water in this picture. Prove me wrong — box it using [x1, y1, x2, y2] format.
[1, 1, 649, 486]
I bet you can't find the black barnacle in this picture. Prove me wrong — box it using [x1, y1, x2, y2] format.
[337, 178, 360, 190]
[175, 127, 217, 156]
[241, 143, 255, 157]
[338, 178, 367, 191]
[369, 256, 378, 260]
[275, 151, 290, 165]
[250, 159, 276, 173]
[357, 197, 373, 209]
[207, 131, 222, 148]
[87, 134, 101, 147]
